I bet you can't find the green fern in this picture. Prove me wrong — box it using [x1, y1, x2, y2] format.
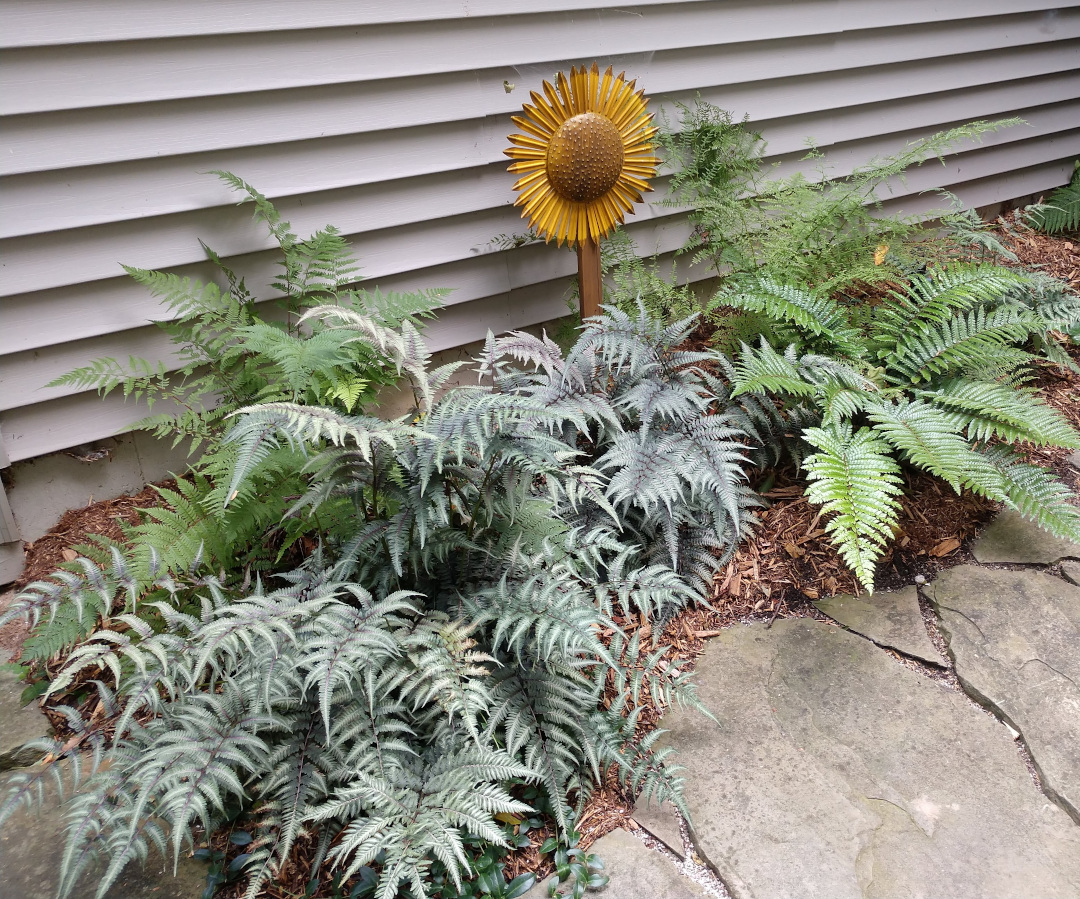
[1026, 165, 1080, 234]
[662, 98, 1019, 296]
[803, 424, 903, 591]
[728, 261, 1080, 590]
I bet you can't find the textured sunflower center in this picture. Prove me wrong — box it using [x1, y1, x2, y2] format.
[546, 112, 624, 203]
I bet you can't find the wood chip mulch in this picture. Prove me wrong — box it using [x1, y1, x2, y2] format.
[998, 209, 1080, 291]
[0, 481, 174, 656]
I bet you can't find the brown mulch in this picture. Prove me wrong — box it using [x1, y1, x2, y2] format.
[998, 209, 1080, 291]
[14, 480, 174, 594]
[1, 481, 174, 657]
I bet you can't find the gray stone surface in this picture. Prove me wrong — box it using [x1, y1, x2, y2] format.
[1067, 449, 1080, 471]
[930, 565, 1080, 823]
[972, 509, 1080, 565]
[525, 829, 704, 898]
[631, 800, 684, 859]
[0, 771, 206, 898]
[813, 586, 943, 665]
[659, 620, 1080, 899]
[0, 656, 50, 770]
[1061, 559, 1080, 587]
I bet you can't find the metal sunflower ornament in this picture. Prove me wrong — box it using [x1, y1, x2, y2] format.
[504, 62, 659, 318]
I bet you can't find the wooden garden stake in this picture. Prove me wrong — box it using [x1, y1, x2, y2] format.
[577, 235, 602, 319]
[503, 63, 659, 319]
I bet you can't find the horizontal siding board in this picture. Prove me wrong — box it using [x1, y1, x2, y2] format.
[6, 67, 1080, 241]
[1, 0, 719, 47]
[7, 126, 1078, 412]
[4, 92, 1077, 357]
[6, 15, 1080, 176]
[4, 92, 1078, 303]
[2, 1, 1077, 461]
[5, 2, 1072, 115]
[7, 0, 1076, 47]
[4, 152, 1072, 466]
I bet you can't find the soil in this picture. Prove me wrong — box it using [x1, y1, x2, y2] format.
[3, 217, 1078, 898]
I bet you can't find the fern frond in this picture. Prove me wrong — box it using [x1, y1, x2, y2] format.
[866, 400, 1002, 494]
[926, 379, 1080, 447]
[711, 277, 863, 356]
[875, 263, 1032, 345]
[1026, 171, 1080, 234]
[981, 446, 1080, 542]
[885, 304, 1039, 384]
[803, 424, 904, 592]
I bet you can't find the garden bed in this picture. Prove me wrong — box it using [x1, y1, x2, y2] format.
[4, 214, 1077, 899]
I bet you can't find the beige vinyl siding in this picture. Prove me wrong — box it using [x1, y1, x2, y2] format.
[1, 3, 1078, 462]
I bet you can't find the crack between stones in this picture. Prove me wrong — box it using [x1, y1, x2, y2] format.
[952, 666, 1080, 826]
[925, 615, 1080, 827]
[632, 817, 735, 898]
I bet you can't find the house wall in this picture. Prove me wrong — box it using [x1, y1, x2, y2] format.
[2, 1, 1079, 580]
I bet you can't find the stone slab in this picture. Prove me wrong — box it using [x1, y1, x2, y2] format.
[1067, 449, 1080, 472]
[972, 509, 1080, 565]
[0, 657, 50, 770]
[631, 799, 684, 859]
[1061, 560, 1080, 587]
[813, 586, 943, 665]
[0, 771, 206, 898]
[525, 828, 705, 898]
[930, 565, 1080, 823]
[658, 620, 1080, 899]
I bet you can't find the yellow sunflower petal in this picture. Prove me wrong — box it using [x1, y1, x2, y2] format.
[526, 93, 562, 133]
[613, 183, 645, 207]
[543, 78, 571, 122]
[556, 71, 574, 116]
[587, 62, 600, 111]
[507, 134, 549, 152]
[619, 173, 653, 193]
[512, 168, 550, 188]
[505, 149, 544, 162]
[597, 73, 624, 118]
[507, 159, 547, 172]
[622, 128, 658, 150]
[599, 193, 623, 229]
[609, 184, 638, 212]
[598, 66, 615, 111]
[574, 66, 589, 114]
[518, 180, 554, 208]
[610, 95, 647, 131]
[510, 120, 553, 145]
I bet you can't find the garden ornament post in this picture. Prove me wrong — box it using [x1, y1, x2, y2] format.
[504, 62, 659, 319]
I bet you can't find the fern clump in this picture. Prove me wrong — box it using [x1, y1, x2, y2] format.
[661, 99, 1018, 297]
[723, 262, 1080, 590]
[1025, 163, 1080, 235]
[27, 174, 444, 660]
[2, 304, 760, 898]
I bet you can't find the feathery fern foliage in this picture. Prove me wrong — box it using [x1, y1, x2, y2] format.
[662, 98, 1019, 299]
[51, 173, 441, 454]
[29, 176, 445, 657]
[2, 305, 758, 898]
[726, 262, 1080, 591]
[1025, 164, 1080, 235]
